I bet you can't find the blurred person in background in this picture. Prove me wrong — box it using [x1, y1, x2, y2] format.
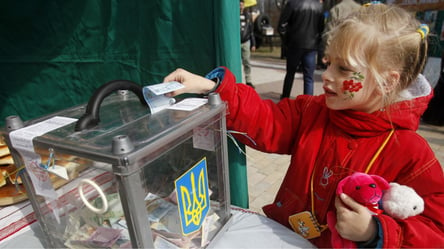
[240, 0, 256, 88]
[279, 0, 324, 98]
[327, 0, 361, 29]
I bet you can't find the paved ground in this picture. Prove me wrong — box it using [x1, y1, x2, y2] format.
[245, 52, 444, 214]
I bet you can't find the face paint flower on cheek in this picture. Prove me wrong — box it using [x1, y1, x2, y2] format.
[342, 72, 364, 99]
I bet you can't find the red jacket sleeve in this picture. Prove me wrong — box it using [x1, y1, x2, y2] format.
[214, 66, 305, 154]
[377, 157, 444, 248]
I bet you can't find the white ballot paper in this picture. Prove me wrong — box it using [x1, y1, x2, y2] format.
[168, 98, 208, 111]
[143, 81, 184, 114]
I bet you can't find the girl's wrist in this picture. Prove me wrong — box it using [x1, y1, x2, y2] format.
[204, 67, 225, 95]
[357, 217, 380, 248]
[204, 77, 220, 95]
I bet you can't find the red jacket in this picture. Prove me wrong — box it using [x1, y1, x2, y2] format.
[213, 67, 444, 248]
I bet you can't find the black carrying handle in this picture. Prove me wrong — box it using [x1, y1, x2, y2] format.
[75, 80, 146, 131]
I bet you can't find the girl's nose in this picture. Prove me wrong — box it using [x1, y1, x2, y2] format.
[321, 67, 332, 83]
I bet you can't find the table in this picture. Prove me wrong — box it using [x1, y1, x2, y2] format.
[0, 204, 316, 248]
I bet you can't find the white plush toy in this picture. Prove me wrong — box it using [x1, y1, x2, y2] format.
[382, 182, 424, 219]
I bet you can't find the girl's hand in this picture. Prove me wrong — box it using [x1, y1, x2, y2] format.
[163, 68, 216, 97]
[334, 193, 377, 242]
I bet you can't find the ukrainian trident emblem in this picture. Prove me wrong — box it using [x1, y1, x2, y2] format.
[175, 157, 210, 235]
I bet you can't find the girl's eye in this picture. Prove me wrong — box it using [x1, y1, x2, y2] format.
[339, 66, 351, 72]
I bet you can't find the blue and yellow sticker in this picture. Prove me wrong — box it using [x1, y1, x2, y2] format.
[174, 157, 210, 235]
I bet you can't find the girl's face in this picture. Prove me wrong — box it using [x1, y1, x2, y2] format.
[321, 55, 382, 113]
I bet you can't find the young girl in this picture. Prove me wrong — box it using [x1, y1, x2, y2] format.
[164, 3, 444, 248]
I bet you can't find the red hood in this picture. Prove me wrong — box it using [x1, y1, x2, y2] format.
[328, 75, 433, 137]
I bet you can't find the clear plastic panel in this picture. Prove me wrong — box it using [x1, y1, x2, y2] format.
[140, 137, 229, 248]
[31, 152, 129, 248]
[32, 114, 229, 248]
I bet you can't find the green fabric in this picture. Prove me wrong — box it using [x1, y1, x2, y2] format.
[0, 0, 248, 207]
[214, 1, 249, 208]
[0, 0, 218, 121]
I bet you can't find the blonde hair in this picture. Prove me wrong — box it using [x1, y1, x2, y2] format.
[325, 4, 428, 105]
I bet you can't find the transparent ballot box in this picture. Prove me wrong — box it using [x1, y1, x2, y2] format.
[2, 81, 231, 248]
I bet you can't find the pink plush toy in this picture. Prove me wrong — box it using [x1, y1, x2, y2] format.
[327, 172, 390, 249]
[327, 172, 424, 248]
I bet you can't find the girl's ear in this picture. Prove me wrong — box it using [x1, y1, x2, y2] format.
[382, 71, 401, 94]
